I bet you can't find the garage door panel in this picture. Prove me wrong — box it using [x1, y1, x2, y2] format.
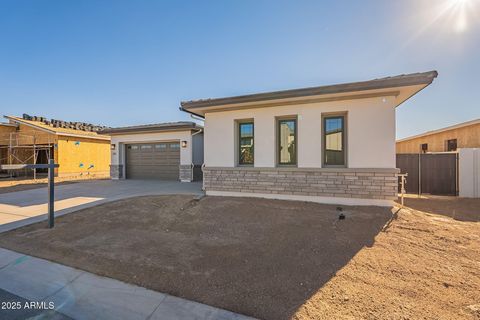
[126, 143, 180, 180]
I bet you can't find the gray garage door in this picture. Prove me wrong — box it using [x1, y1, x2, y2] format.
[126, 142, 180, 180]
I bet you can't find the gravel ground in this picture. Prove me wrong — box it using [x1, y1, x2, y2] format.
[0, 195, 478, 320]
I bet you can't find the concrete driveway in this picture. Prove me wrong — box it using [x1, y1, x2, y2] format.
[0, 180, 203, 232]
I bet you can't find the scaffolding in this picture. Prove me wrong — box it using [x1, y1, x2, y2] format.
[0, 131, 55, 179]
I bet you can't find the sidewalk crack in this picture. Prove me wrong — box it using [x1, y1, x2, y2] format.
[42, 271, 85, 301]
[145, 294, 168, 320]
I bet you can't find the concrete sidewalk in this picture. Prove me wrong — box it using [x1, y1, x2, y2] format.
[0, 248, 254, 320]
[0, 180, 203, 233]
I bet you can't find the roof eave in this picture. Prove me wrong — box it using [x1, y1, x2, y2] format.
[180, 71, 438, 110]
[101, 124, 202, 135]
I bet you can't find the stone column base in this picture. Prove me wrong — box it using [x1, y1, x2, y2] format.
[110, 164, 123, 179]
[179, 165, 192, 182]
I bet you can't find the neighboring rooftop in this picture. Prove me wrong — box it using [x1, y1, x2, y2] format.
[101, 121, 203, 135]
[0, 122, 17, 127]
[4, 115, 110, 140]
[397, 118, 480, 143]
[180, 71, 438, 117]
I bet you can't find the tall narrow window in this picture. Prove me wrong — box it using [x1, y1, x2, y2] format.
[323, 115, 346, 166]
[277, 118, 297, 165]
[239, 122, 254, 165]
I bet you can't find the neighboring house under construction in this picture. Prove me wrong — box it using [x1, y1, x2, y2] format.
[0, 114, 111, 178]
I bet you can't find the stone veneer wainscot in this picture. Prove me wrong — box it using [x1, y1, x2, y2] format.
[203, 167, 399, 205]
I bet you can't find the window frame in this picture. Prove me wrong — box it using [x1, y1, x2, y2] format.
[322, 113, 347, 168]
[237, 120, 254, 166]
[276, 116, 298, 166]
[446, 139, 457, 152]
[420, 143, 428, 153]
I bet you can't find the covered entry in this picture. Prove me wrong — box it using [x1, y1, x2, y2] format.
[126, 142, 180, 180]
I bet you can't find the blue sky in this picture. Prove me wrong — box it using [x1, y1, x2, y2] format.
[0, 0, 478, 138]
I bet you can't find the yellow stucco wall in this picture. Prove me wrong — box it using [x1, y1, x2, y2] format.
[57, 136, 110, 178]
[396, 123, 480, 153]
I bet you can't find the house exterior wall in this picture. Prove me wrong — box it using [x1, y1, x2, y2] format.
[0, 123, 55, 145]
[202, 96, 398, 206]
[205, 96, 396, 168]
[109, 130, 197, 181]
[0, 123, 109, 179]
[396, 123, 480, 154]
[0, 125, 16, 139]
[56, 136, 110, 178]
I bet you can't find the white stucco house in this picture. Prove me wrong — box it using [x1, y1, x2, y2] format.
[102, 122, 203, 182]
[180, 71, 438, 206]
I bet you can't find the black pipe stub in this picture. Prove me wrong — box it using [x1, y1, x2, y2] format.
[338, 213, 346, 220]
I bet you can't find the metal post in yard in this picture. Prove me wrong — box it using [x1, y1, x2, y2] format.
[48, 159, 55, 228]
[418, 153, 421, 196]
[399, 173, 408, 207]
[1, 161, 59, 228]
[33, 141, 36, 180]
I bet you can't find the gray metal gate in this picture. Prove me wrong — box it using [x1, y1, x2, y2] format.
[396, 153, 458, 196]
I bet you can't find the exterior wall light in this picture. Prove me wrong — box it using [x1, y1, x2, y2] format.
[111, 144, 116, 150]
[181, 141, 187, 148]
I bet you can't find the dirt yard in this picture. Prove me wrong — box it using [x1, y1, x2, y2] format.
[399, 194, 479, 222]
[0, 176, 107, 194]
[0, 195, 478, 320]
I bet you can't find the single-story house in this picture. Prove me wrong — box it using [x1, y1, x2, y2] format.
[396, 118, 480, 153]
[0, 114, 111, 178]
[181, 71, 438, 206]
[102, 122, 203, 182]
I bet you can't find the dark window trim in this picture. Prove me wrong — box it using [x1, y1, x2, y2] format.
[237, 119, 254, 166]
[445, 139, 457, 152]
[276, 116, 298, 166]
[420, 143, 428, 153]
[322, 113, 347, 168]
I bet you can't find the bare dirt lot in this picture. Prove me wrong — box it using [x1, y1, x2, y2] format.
[400, 194, 479, 222]
[0, 195, 478, 320]
[0, 177, 107, 194]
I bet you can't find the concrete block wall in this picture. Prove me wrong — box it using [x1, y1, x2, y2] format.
[203, 167, 399, 203]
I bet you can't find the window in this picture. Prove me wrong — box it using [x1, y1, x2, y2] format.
[277, 118, 297, 165]
[323, 115, 346, 166]
[155, 144, 167, 149]
[170, 143, 180, 149]
[446, 139, 457, 152]
[238, 122, 254, 165]
[421, 143, 428, 153]
[140, 145, 152, 149]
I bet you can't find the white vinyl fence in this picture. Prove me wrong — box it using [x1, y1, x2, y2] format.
[459, 148, 480, 198]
